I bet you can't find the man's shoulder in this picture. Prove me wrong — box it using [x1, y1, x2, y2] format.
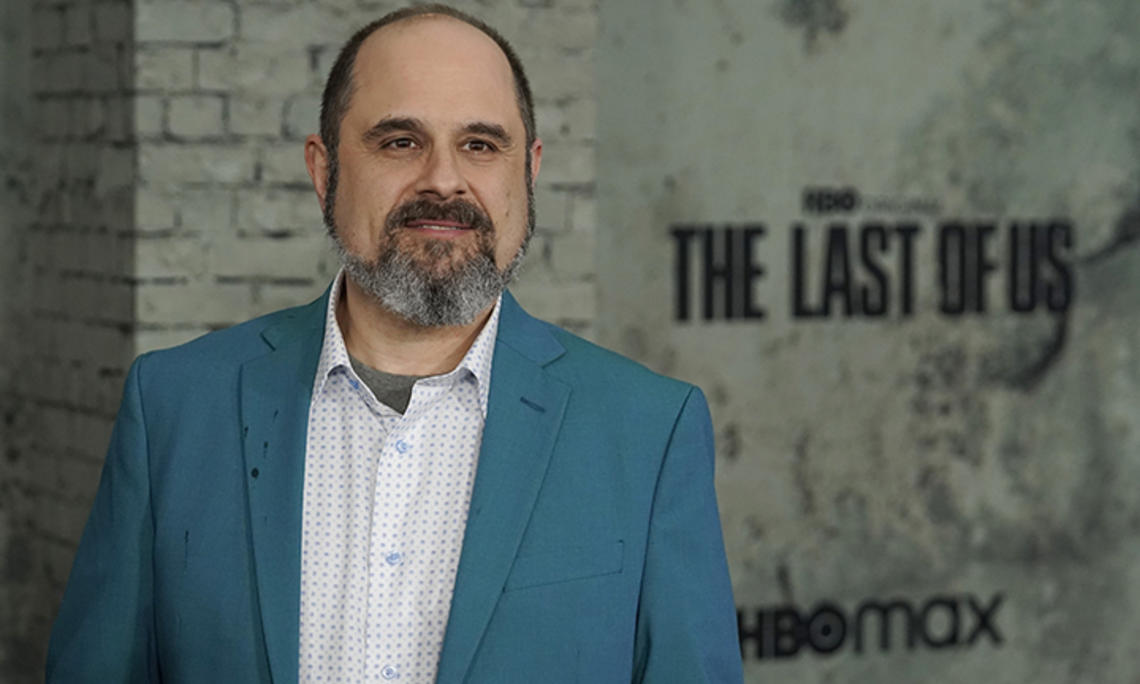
[515, 313, 698, 410]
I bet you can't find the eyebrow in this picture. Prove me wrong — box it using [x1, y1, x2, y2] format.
[361, 117, 514, 148]
[362, 116, 426, 144]
[461, 121, 513, 147]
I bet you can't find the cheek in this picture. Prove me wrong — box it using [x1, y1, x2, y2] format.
[335, 171, 402, 245]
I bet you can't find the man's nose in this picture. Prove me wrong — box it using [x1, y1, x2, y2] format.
[415, 146, 467, 199]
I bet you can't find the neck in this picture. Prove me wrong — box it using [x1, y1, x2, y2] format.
[337, 275, 494, 376]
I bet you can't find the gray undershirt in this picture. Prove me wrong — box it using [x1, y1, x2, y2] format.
[348, 355, 427, 414]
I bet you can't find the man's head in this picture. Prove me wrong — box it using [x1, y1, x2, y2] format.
[305, 4, 542, 327]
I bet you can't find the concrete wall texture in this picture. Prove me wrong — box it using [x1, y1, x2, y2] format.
[597, 0, 1140, 682]
[4, 0, 1139, 682]
[0, 0, 596, 680]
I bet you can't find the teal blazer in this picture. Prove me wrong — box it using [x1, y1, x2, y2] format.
[47, 291, 742, 683]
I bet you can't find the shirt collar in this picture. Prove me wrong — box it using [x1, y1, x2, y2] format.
[313, 270, 501, 417]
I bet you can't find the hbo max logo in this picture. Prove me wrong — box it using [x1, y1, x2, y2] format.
[737, 593, 1004, 660]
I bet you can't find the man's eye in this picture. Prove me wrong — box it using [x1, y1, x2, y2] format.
[384, 138, 417, 150]
[464, 140, 496, 153]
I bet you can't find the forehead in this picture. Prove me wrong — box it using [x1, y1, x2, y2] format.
[349, 16, 521, 131]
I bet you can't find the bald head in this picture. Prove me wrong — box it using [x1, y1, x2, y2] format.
[319, 4, 535, 165]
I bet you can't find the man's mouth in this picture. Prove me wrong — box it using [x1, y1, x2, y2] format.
[404, 219, 473, 231]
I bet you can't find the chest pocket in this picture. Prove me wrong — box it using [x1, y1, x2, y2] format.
[504, 540, 624, 592]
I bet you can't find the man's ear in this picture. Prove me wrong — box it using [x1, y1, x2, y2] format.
[304, 134, 331, 211]
[528, 137, 543, 187]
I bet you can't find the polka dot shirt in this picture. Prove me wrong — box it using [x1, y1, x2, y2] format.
[298, 273, 499, 683]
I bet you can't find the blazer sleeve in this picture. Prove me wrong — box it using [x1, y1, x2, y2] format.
[46, 355, 160, 683]
[633, 386, 744, 683]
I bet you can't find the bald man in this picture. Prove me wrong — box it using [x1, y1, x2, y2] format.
[47, 5, 742, 683]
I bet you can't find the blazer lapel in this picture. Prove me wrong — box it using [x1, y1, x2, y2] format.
[436, 293, 571, 683]
[239, 295, 326, 684]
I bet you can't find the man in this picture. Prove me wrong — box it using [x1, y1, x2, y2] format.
[47, 5, 742, 682]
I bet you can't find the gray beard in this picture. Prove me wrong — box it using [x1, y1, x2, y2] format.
[331, 233, 528, 328]
[323, 150, 535, 328]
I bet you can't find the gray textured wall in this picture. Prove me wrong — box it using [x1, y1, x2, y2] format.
[598, 0, 1140, 682]
[0, 0, 32, 671]
[7, 0, 1137, 681]
[1, 0, 137, 679]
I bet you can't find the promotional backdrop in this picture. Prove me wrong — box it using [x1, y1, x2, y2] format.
[598, 1, 1140, 682]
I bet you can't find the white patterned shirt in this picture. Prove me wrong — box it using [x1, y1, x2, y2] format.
[298, 273, 499, 683]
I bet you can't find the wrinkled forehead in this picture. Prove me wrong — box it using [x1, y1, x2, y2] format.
[348, 15, 521, 132]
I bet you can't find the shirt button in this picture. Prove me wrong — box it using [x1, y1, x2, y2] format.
[381, 665, 399, 679]
[395, 440, 410, 454]
[385, 551, 404, 566]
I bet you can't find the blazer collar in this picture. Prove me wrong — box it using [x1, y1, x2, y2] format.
[240, 292, 327, 684]
[436, 291, 571, 682]
[495, 290, 567, 367]
[241, 287, 569, 684]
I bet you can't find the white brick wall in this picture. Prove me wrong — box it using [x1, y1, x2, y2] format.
[130, 0, 600, 352]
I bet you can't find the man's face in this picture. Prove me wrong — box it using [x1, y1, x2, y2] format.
[311, 16, 541, 327]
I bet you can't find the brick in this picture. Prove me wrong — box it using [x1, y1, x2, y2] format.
[32, 7, 63, 51]
[94, 147, 135, 195]
[65, 278, 134, 325]
[535, 97, 596, 142]
[105, 95, 134, 143]
[230, 97, 283, 137]
[239, 4, 354, 45]
[136, 46, 194, 91]
[83, 44, 123, 94]
[63, 5, 93, 47]
[283, 95, 319, 140]
[537, 142, 594, 185]
[523, 51, 594, 101]
[138, 144, 256, 186]
[62, 141, 100, 178]
[38, 99, 69, 140]
[136, 236, 207, 278]
[549, 230, 595, 280]
[135, 95, 166, 138]
[41, 230, 130, 276]
[261, 143, 312, 185]
[136, 3, 235, 44]
[236, 189, 321, 234]
[167, 95, 225, 140]
[512, 279, 596, 322]
[177, 189, 235, 233]
[35, 52, 85, 94]
[251, 281, 327, 316]
[198, 45, 311, 96]
[209, 234, 328, 280]
[533, 185, 570, 232]
[71, 100, 105, 140]
[93, 3, 131, 44]
[136, 281, 254, 326]
[514, 7, 597, 53]
[568, 192, 595, 232]
[136, 189, 177, 231]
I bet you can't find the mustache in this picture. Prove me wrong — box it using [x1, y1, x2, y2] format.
[385, 198, 494, 234]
